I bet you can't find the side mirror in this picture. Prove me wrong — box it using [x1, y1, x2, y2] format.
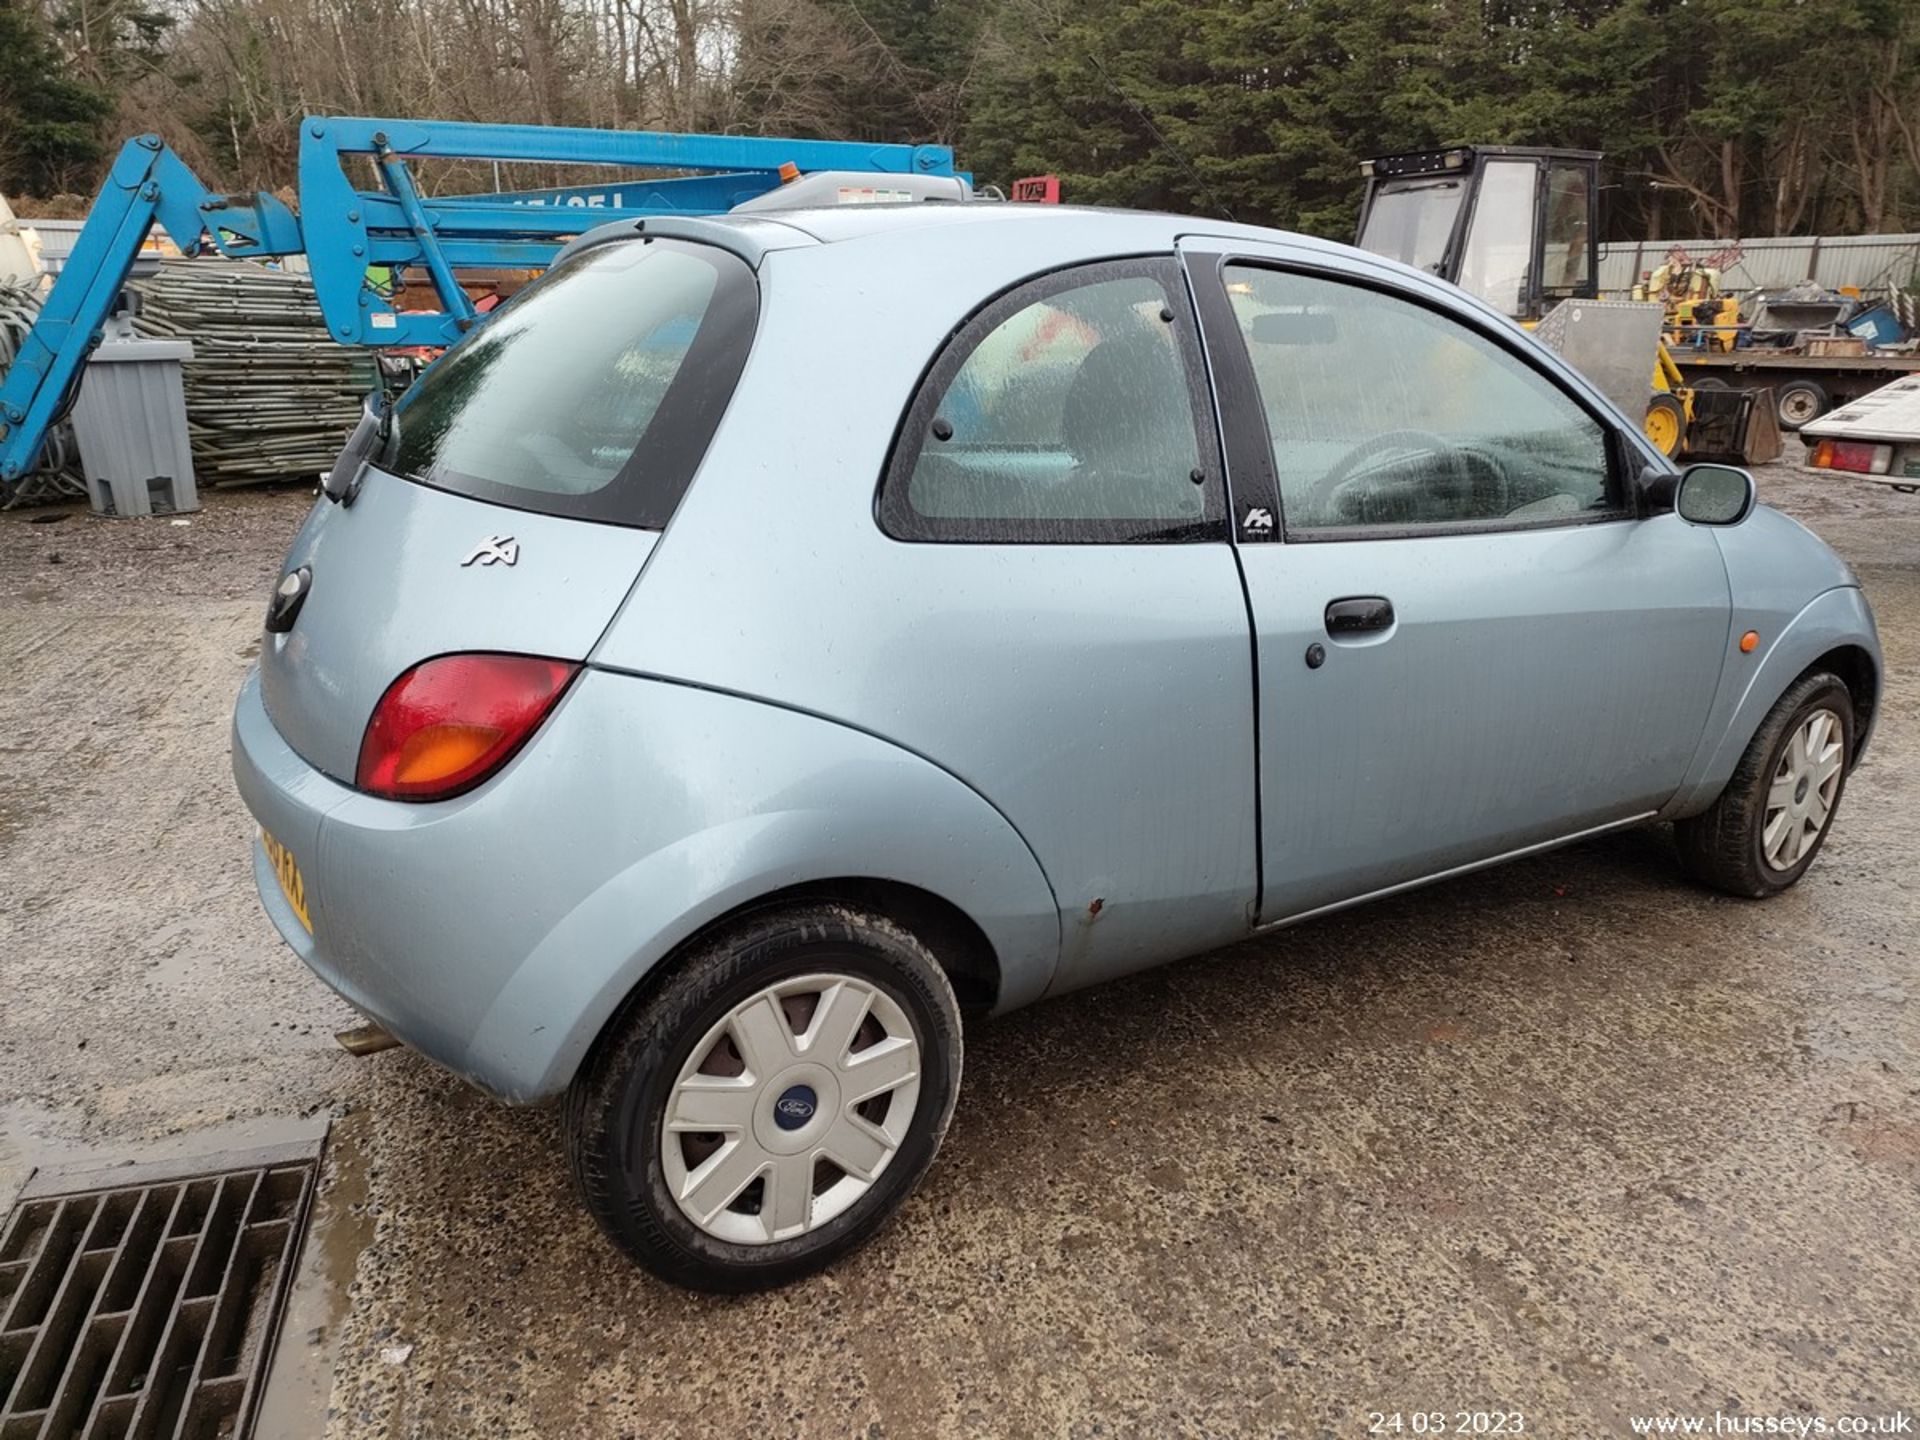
[323, 391, 393, 506]
[1676, 463, 1756, 526]
[1633, 462, 1678, 515]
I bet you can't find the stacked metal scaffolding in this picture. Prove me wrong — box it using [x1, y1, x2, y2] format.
[132, 259, 378, 487]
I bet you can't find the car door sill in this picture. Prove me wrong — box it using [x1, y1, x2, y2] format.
[1252, 811, 1659, 935]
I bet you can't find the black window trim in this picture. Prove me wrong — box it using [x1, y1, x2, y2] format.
[876, 254, 1231, 546]
[390, 235, 759, 531]
[1185, 250, 1640, 545]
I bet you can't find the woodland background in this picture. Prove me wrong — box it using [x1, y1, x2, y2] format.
[2, 0, 1917, 242]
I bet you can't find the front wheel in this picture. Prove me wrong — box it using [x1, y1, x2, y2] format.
[1645, 391, 1687, 458]
[565, 904, 963, 1291]
[1676, 672, 1854, 897]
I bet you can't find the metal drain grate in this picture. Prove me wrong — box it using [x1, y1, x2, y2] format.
[0, 1141, 320, 1440]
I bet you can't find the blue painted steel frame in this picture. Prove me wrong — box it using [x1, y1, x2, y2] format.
[0, 117, 957, 483]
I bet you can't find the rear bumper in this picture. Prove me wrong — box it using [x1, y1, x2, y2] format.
[233, 667, 512, 1091]
[235, 664, 661, 1101]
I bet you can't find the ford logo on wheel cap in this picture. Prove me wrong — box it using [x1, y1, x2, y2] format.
[773, 1085, 817, 1130]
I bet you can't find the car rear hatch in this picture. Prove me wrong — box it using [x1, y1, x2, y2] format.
[257, 233, 759, 785]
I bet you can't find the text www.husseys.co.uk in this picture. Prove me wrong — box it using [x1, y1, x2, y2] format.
[1628, 1413, 1912, 1437]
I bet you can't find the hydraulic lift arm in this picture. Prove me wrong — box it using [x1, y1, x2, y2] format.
[0, 136, 294, 484]
[0, 118, 959, 484]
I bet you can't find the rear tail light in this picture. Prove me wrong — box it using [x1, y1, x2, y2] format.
[1808, 439, 1892, 475]
[356, 653, 579, 801]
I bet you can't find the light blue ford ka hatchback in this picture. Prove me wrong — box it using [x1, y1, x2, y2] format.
[234, 204, 1881, 1290]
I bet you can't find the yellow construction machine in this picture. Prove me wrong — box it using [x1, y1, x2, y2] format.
[1635, 246, 1742, 353]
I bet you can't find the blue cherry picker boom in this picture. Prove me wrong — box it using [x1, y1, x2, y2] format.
[0, 117, 967, 488]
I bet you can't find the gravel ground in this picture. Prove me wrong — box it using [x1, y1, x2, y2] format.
[1, 459, 1915, 1439]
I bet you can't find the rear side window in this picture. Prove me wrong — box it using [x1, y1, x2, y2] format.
[388, 238, 756, 527]
[880, 257, 1225, 543]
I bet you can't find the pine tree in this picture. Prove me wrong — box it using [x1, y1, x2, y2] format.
[0, 0, 113, 198]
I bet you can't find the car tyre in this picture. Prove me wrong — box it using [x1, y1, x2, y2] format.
[565, 903, 963, 1292]
[1675, 671, 1853, 898]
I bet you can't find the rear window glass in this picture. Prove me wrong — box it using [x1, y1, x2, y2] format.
[386, 237, 756, 527]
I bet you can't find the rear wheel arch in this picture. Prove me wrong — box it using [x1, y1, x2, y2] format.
[571, 877, 1004, 1093]
[667, 878, 1001, 1018]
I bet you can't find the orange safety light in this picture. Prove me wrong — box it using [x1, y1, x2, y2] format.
[777, 162, 801, 185]
[1740, 631, 1760, 653]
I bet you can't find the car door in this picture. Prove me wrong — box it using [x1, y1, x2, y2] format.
[1180, 235, 1733, 923]
[868, 256, 1258, 991]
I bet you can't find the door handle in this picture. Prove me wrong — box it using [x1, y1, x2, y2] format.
[1325, 595, 1395, 636]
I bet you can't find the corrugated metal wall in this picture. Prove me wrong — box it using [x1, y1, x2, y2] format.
[1599, 234, 1920, 294]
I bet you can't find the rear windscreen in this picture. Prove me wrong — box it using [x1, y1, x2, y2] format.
[386, 237, 757, 527]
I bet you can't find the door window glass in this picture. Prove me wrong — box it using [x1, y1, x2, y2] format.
[1542, 164, 1593, 297]
[1222, 264, 1617, 534]
[882, 262, 1216, 541]
[1458, 159, 1538, 316]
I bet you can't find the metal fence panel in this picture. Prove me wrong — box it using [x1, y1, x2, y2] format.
[1600, 234, 1920, 294]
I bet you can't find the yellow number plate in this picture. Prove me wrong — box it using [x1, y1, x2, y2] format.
[260, 828, 312, 933]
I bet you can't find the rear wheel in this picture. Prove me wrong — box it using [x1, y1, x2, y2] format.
[1676, 672, 1853, 897]
[1776, 379, 1829, 431]
[566, 904, 963, 1291]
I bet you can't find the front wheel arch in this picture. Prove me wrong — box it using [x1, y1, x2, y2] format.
[1812, 643, 1879, 762]
[1681, 643, 1879, 816]
[1676, 670, 1854, 895]
[1664, 588, 1881, 822]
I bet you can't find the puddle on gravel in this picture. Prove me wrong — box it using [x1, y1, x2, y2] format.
[256, 1109, 375, 1437]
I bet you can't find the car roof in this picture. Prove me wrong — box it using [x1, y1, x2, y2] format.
[558, 201, 1382, 289]
[735, 199, 1341, 258]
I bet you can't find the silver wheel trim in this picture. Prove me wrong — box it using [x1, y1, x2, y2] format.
[1762, 707, 1845, 872]
[660, 973, 922, 1246]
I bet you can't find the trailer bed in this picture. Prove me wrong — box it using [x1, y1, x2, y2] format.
[1676, 352, 1920, 375]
